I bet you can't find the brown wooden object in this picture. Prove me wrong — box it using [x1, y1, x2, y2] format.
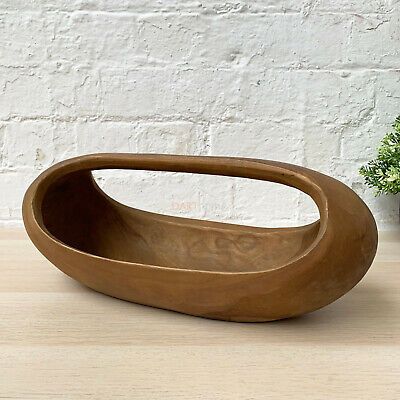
[22, 154, 378, 321]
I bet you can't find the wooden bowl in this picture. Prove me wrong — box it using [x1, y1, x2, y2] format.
[22, 154, 378, 321]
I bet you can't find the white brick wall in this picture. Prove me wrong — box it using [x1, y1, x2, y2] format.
[1, 0, 399, 228]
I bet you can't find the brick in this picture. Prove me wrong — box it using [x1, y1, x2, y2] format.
[237, 70, 305, 121]
[375, 70, 400, 124]
[76, 121, 139, 154]
[301, 70, 375, 125]
[100, 1, 301, 13]
[3, 121, 54, 170]
[98, 1, 201, 13]
[0, 171, 39, 221]
[0, 123, 5, 167]
[330, 158, 363, 187]
[137, 14, 206, 66]
[303, 120, 341, 173]
[297, 191, 320, 225]
[233, 179, 301, 228]
[345, 13, 400, 68]
[46, 66, 102, 117]
[136, 122, 208, 154]
[340, 120, 388, 161]
[202, 13, 349, 69]
[99, 170, 204, 218]
[138, 12, 349, 69]
[53, 122, 78, 162]
[0, 1, 93, 11]
[197, 174, 235, 221]
[315, 0, 392, 14]
[2, 120, 76, 170]
[210, 121, 303, 163]
[0, 12, 54, 67]
[48, 12, 141, 68]
[0, 68, 53, 119]
[200, 1, 301, 14]
[100, 68, 241, 120]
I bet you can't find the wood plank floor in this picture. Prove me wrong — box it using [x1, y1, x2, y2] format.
[1, 229, 399, 399]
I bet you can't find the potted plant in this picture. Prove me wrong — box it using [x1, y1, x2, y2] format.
[360, 115, 400, 216]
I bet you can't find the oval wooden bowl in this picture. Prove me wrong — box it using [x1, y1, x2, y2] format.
[23, 154, 378, 322]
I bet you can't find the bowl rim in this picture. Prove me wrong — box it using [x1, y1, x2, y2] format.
[23, 153, 329, 275]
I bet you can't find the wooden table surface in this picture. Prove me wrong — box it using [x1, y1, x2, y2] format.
[1, 228, 399, 399]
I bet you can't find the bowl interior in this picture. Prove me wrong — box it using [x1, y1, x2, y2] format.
[40, 170, 321, 273]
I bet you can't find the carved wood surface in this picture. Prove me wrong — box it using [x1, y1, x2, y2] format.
[22, 154, 378, 321]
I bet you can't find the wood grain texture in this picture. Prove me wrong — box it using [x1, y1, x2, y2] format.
[0, 229, 399, 399]
[22, 154, 378, 321]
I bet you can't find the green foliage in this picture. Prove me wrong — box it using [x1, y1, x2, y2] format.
[359, 116, 400, 196]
